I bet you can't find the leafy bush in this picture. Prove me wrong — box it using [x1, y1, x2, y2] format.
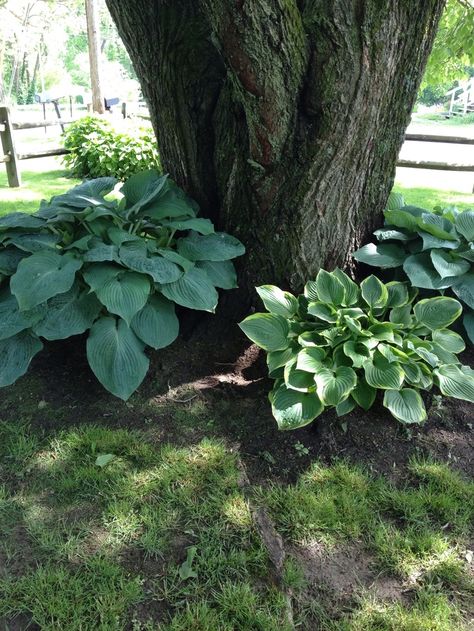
[354, 193, 474, 341]
[239, 269, 474, 429]
[63, 116, 160, 180]
[0, 171, 244, 399]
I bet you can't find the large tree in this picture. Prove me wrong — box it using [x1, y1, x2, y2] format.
[106, 0, 445, 297]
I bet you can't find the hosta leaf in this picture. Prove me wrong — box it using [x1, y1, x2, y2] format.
[403, 253, 457, 290]
[418, 213, 456, 240]
[268, 346, 298, 376]
[83, 264, 122, 291]
[0, 331, 43, 387]
[386, 282, 410, 307]
[463, 310, 474, 344]
[413, 297, 462, 330]
[160, 267, 218, 312]
[386, 192, 405, 210]
[361, 275, 388, 309]
[196, 260, 237, 289]
[131, 294, 179, 350]
[270, 383, 323, 430]
[6, 233, 60, 253]
[0, 213, 45, 230]
[239, 313, 289, 351]
[336, 397, 356, 417]
[121, 170, 168, 214]
[432, 329, 465, 354]
[86, 317, 149, 400]
[107, 228, 142, 247]
[351, 378, 376, 411]
[177, 232, 245, 261]
[431, 343, 459, 366]
[52, 177, 117, 208]
[162, 218, 214, 235]
[304, 280, 318, 301]
[157, 248, 195, 273]
[384, 209, 419, 231]
[307, 301, 337, 323]
[369, 322, 397, 342]
[377, 343, 409, 363]
[430, 250, 470, 279]
[119, 242, 183, 283]
[33, 284, 102, 340]
[256, 285, 298, 317]
[314, 366, 357, 406]
[313, 270, 345, 306]
[11, 251, 82, 310]
[141, 187, 197, 221]
[83, 243, 119, 263]
[284, 362, 315, 392]
[364, 360, 404, 389]
[383, 389, 427, 424]
[95, 271, 150, 325]
[0, 247, 28, 275]
[343, 341, 371, 368]
[434, 364, 474, 403]
[333, 268, 359, 305]
[420, 231, 459, 251]
[374, 228, 411, 242]
[0, 288, 43, 340]
[390, 305, 412, 326]
[454, 210, 474, 241]
[452, 273, 474, 309]
[296, 347, 326, 372]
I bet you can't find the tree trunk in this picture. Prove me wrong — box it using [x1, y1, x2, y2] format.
[85, 0, 105, 114]
[105, 0, 445, 298]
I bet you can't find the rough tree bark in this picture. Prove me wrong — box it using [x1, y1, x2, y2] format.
[106, 0, 445, 297]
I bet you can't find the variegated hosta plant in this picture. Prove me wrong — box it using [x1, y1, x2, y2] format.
[0, 170, 244, 400]
[239, 269, 474, 429]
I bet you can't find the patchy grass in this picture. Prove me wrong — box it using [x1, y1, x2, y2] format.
[393, 185, 474, 211]
[0, 418, 472, 630]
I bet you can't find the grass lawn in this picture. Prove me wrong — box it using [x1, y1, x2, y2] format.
[0, 165, 473, 630]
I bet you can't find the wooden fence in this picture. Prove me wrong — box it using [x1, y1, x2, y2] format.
[1, 105, 474, 189]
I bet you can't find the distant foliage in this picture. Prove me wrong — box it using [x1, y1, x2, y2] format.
[0, 171, 244, 399]
[240, 270, 474, 428]
[63, 116, 161, 180]
[354, 193, 474, 341]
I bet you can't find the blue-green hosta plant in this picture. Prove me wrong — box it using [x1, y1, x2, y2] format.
[239, 269, 474, 429]
[0, 170, 244, 399]
[353, 192, 474, 341]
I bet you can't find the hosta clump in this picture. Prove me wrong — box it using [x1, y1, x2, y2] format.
[239, 269, 474, 429]
[0, 170, 244, 399]
[353, 192, 474, 340]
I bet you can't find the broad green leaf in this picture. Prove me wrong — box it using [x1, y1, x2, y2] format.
[83, 264, 122, 291]
[314, 366, 357, 406]
[452, 273, 474, 309]
[270, 383, 323, 430]
[95, 271, 150, 325]
[333, 268, 359, 305]
[0, 213, 45, 230]
[6, 233, 60, 253]
[413, 297, 462, 330]
[157, 248, 195, 272]
[119, 242, 183, 283]
[432, 329, 465, 354]
[256, 285, 298, 317]
[121, 170, 168, 215]
[364, 360, 404, 390]
[83, 243, 119, 263]
[418, 213, 456, 240]
[304, 280, 318, 300]
[361, 275, 388, 309]
[239, 313, 289, 351]
[131, 294, 179, 349]
[390, 305, 412, 326]
[431, 343, 459, 366]
[160, 267, 218, 312]
[87, 317, 149, 400]
[307, 301, 337, 323]
[377, 343, 410, 363]
[430, 249, 470, 279]
[420, 231, 459, 251]
[196, 260, 237, 289]
[383, 389, 427, 424]
[403, 253, 457, 290]
[33, 284, 101, 340]
[11, 251, 82, 310]
[313, 270, 345, 306]
[268, 346, 298, 376]
[457, 248, 474, 263]
[454, 210, 474, 241]
[177, 232, 245, 261]
[95, 454, 115, 468]
[369, 322, 397, 342]
[374, 228, 411, 242]
[141, 187, 197, 221]
[296, 347, 326, 372]
[0, 247, 28, 275]
[353, 243, 406, 268]
[463, 310, 474, 344]
[386, 192, 405, 210]
[336, 397, 356, 417]
[386, 282, 410, 307]
[351, 378, 376, 411]
[0, 331, 43, 387]
[0, 288, 43, 340]
[434, 364, 474, 403]
[284, 362, 315, 392]
[107, 228, 142, 247]
[343, 341, 371, 368]
[52, 177, 117, 208]
[384, 209, 419, 231]
[162, 218, 214, 235]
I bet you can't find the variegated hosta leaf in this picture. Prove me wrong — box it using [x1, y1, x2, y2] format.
[351, 378, 376, 411]
[383, 389, 427, 424]
[296, 347, 326, 372]
[364, 360, 404, 390]
[312, 270, 345, 306]
[267, 346, 298, 376]
[314, 366, 357, 406]
[239, 313, 289, 351]
[284, 362, 315, 392]
[434, 364, 474, 403]
[270, 383, 324, 430]
[333, 268, 359, 305]
[413, 297, 462, 330]
[256, 285, 298, 318]
[361, 275, 388, 309]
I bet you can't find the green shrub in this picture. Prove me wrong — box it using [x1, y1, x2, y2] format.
[239, 269, 474, 429]
[63, 116, 160, 180]
[354, 193, 474, 341]
[0, 170, 244, 399]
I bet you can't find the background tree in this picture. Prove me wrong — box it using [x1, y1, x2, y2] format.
[105, 0, 446, 298]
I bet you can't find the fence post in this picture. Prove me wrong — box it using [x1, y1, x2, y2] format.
[0, 106, 21, 187]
